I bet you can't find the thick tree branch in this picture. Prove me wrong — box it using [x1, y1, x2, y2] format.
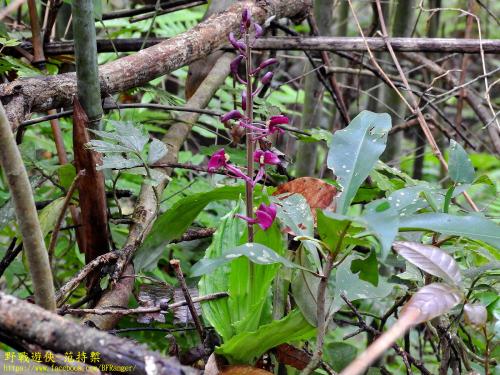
[0, 0, 311, 129]
[0, 103, 56, 311]
[0, 292, 197, 375]
[18, 36, 500, 56]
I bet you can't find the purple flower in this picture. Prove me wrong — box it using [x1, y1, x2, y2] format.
[254, 150, 280, 165]
[259, 58, 278, 70]
[255, 203, 277, 230]
[269, 115, 289, 126]
[254, 23, 263, 38]
[229, 32, 246, 52]
[261, 71, 274, 85]
[268, 115, 288, 135]
[230, 55, 244, 75]
[221, 109, 244, 123]
[242, 8, 251, 29]
[237, 203, 277, 231]
[208, 149, 228, 171]
[207, 149, 253, 185]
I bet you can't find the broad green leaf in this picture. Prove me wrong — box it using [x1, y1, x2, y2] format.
[291, 247, 332, 326]
[38, 197, 65, 239]
[320, 200, 398, 259]
[402, 283, 463, 324]
[191, 243, 300, 277]
[230, 222, 285, 334]
[449, 140, 475, 184]
[324, 342, 358, 372]
[327, 111, 391, 214]
[399, 213, 500, 249]
[57, 164, 77, 191]
[361, 199, 399, 259]
[216, 309, 315, 364]
[387, 186, 428, 216]
[317, 210, 353, 251]
[272, 194, 320, 269]
[112, 122, 149, 153]
[393, 241, 462, 285]
[97, 154, 142, 170]
[329, 255, 395, 313]
[135, 185, 248, 271]
[87, 139, 134, 154]
[147, 139, 168, 164]
[0, 56, 41, 77]
[199, 203, 243, 341]
[0, 37, 20, 47]
[351, 250, 379, 286]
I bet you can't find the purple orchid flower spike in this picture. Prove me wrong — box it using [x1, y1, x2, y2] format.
[208, 149, 228, 171]
[237, 203, 277, 231]
[221, 109, 244, 123]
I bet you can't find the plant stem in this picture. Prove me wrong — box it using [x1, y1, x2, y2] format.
[0, 103, 56, 311]
[244, 32, 255, 243]
[72, 0, 102, 127]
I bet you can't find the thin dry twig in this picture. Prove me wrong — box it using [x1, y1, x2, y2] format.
[59, 291, 228, 316]
[348, 0, 480, 212]
[170, 259, 206, 341]
[48, 170, 83, 261]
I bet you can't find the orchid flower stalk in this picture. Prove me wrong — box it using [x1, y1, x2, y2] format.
[207, 8, 290, 239]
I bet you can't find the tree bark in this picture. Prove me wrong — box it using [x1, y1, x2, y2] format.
[22, 36, 500, 56]
[0, 292, 197, 375]
[71, 0, 110, 295]
[0, 103, 56, 311]
[0, 0, 311, 129]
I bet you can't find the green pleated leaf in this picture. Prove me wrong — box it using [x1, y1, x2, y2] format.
[135, 185, 247, 271]
[191, 243, 302, 277]
[216, 309, 315, 364]
[198, 203, 243, 341]
[449, 140, 475, 184]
